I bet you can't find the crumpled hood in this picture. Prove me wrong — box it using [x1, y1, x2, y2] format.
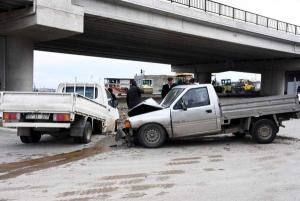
[128, 98, 164, 117]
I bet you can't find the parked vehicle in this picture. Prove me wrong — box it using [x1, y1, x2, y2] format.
[0, 83, 119, 144]
[118, 84, 300, 148]
[221, 79, 232, 93]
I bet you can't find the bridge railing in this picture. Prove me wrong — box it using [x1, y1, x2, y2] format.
[167, 0, 300, 35]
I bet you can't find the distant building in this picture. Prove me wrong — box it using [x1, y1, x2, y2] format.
[134, 74, 173, 95]
[35, 88, 56, 92]
[104, 78, 134, 96]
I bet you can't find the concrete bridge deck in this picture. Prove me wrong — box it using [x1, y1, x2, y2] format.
[1, 0, 300, 95]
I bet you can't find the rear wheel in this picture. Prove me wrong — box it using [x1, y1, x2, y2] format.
[31, 131, 41, 143]
[81, 121, 92, 144]
[20, 136, 31, 144]
[138, 124, 166, 148]
[251, 119, 278, 144]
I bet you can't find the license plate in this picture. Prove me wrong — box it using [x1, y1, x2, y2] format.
[26, 114, 50, 120]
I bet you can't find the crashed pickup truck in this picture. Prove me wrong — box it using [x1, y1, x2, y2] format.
[119, 84, 300, 148]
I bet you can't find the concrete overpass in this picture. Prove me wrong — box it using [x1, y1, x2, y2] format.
[1, 0, 300, 95]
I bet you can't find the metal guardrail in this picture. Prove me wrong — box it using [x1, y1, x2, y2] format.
[166, 0, 300, 35]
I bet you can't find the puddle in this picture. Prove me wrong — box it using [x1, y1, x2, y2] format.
[156, 176, 170, 181]
[157, 170, 185, 175]
[208, 155, 223, 159]
[119, 179, 145, 185]
[0, 136, 114, 180]
[209, 159, 224, 162]
[122, 192, 146, 199]
[57, 187, 118, 198]
[167, 161, 200, 166]
[257, 155, 277, 161]
[171, 157, 201, 161]
[102, 173, 147, 181]
[130, 183, 175, 191]
[156, 191, 169, 196]
[203, 168, 215, 172]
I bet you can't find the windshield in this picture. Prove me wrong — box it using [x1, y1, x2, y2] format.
[161, 88, 185, 108]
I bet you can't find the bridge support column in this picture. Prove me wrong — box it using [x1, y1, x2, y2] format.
[4, 36, 34, 91]
[195, 72, 211, 84]
[261, 70, 285, 96]
[0, 37, 5, 91]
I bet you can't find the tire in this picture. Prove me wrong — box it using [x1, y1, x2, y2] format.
[138, 124, 167, 148]
[20, 136, 31, 144]
[31, 132, 41, 143]
[233, 132, 246, 138]
[81, 121, 93, 144]
[251, 119, 278, 144]
[73, 137, 82, 143]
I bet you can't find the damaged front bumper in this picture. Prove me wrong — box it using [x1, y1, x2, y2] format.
[115, 128, 135, 147]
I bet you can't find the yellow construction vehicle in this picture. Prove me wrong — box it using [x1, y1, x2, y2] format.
[221, 79, 232, 93]
[241, 79, 255, 92]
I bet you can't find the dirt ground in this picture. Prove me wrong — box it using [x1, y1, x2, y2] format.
[0, 117, 300, 201]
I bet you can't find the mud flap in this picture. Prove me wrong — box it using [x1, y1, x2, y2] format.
[70, 116, 88, 137]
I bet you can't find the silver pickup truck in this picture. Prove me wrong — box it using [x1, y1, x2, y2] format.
[119, 84, 300, 148]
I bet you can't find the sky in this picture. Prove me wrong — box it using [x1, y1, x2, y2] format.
[34, 0, 300, 89]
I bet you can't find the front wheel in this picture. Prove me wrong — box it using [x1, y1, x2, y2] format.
[251, 119, 278, 144]
[138, 124, 167, 148]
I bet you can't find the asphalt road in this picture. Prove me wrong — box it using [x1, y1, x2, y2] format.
[0, 119, 300, 201]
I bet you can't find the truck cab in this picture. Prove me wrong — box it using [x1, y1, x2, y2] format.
[57, 83, 119, 131]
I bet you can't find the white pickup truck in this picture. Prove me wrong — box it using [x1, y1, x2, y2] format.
[119, 84, 300, 148]
[0, 83, 119, 144]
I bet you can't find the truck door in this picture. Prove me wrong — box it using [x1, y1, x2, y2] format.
[105, 89, 119, 132]
[171, 87, 219, 137]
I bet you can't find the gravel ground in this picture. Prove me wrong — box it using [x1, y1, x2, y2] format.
[0, 118, 300, 201]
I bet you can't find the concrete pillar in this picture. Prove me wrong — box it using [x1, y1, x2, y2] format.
[261, 70, 285, 96]
[5, 36, 34, 91]
[0, 36, 5, 91]
[195, 72, 211, 84]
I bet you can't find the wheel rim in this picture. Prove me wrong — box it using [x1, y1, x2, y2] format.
[257, 125, 272, 140]
[144, 128, 161, 144]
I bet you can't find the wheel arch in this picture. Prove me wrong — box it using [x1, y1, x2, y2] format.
[250, 115, 279, 132]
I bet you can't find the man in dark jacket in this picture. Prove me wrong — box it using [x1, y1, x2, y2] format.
[161, 77, 176, 98]
[126, 80, 142, 109]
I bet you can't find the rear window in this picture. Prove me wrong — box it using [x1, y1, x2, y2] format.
[64, 86, 98, 99]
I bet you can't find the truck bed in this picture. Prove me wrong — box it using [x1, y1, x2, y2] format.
[0, 92, 108, 121]
[220, 95, 300, 120]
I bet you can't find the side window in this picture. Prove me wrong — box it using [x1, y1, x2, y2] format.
[106, 90, 113, 106]
[182, 87, 210, 108]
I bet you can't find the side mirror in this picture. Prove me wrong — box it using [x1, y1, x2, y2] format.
[112, 100, 119, 108]
[180, 99, 188, 111]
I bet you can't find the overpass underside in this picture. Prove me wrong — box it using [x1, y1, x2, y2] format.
[1, 0, 300, 96]
[36, 15, 299, 68]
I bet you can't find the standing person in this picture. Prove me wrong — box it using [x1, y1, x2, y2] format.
[161, 77, 176, 98]
[189, 78, 195, 85]
[126, 80, 142, 109]
[108, 87, 117, 103]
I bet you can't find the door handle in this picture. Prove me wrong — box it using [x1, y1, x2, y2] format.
[206, 109, 212, 113]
